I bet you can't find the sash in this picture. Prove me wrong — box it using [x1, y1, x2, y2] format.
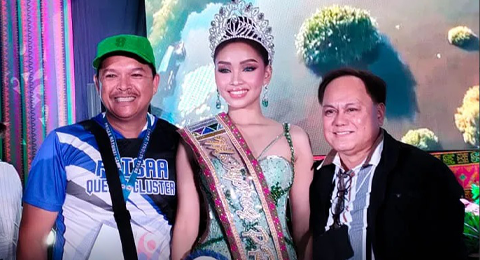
[179, 112, 290, 260]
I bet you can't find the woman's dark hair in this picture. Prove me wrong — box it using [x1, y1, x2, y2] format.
[214, 38, 269, 66]
[318, 67, 387, 105]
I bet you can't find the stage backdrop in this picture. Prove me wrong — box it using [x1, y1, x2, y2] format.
[145, 0, 479, 155]
[0, 0, 76, 179]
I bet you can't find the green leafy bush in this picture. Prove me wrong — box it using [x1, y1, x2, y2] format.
[464, 211, 479, 255]
[455, 86, 479, 148]
[295, 5, 381, 69]
[400, 128, 439, 150]
[448, 26, 476, 47]
[462, 194, 479, 256]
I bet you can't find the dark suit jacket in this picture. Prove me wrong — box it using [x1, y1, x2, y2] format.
[310, 130, 466, 260]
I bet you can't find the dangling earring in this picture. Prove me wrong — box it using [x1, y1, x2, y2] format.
[261, 85, 269, 107]
[216, 90, 221, 109]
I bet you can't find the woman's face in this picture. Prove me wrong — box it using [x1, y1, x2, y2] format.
[214, 41, 271, 110]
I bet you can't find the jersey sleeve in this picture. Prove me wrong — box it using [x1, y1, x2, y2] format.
[23, 130, 67, 212]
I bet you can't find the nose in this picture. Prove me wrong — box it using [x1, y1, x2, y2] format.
[332, 111, 347, 126]
[230, 70, 242, 86]
[117, 74, 132, 91]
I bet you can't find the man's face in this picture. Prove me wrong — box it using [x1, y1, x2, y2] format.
[94, 55, 159, 122]
[321, 75, 385, 157]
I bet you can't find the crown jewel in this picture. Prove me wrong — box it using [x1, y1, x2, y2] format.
[209, 0, 275, 64]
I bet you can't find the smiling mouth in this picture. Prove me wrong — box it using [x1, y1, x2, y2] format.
[115, 96, 135, 102]
[334, 131, 353, 136]
[230, 89, 247, 94]
[228, 89, 248, 97]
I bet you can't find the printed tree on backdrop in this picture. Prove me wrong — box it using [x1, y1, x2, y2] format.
[401, 128, 440, 151]
[148, 0, 225, 61]
[455, 85, 479, 148]
[447, 26, 479, 51]
[295, 5, 381, 74]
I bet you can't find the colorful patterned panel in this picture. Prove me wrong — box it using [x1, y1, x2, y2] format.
[432, 151, 479, 199]
[0, 0, 75, 181]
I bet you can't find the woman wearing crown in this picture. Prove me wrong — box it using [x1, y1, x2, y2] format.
[172, 1, 313, 259]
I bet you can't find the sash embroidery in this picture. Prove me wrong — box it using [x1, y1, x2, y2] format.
[204, 136, 261, 222]
[218, 113, 289, 259]
[179, 128, 246, 259]
[179, 113, 290, 260]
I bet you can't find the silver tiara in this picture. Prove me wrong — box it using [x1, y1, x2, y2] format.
[209, 0, 274, 64]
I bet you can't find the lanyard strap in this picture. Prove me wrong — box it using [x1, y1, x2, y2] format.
[103, 114, 153, 201]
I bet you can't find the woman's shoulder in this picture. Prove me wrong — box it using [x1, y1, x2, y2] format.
[285, 124, 312, 154]
[262, 119, 309, 141]
[286, 124, 309, 141]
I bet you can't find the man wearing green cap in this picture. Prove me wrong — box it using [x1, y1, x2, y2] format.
[18, 34, 180, 260]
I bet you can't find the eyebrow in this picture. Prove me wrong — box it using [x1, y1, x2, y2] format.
[322, 102, 360, 108]
[130, 67, 147, 72]
[102, 67, 147, 74]
[217, 59, 259, 65]
[322, 104, 335, 108]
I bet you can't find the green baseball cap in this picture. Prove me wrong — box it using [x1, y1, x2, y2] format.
[92, 34, 156, 71]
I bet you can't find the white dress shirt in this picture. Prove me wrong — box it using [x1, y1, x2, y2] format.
[0, 161, 22, 260]
[319, 139, 384, 260]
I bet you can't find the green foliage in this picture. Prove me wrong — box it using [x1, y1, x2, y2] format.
[448, 26, 476, 47]
[295, 5, 381, 68]
[464, 211, 479, 255]
[455, 86, 479, 148]
[472, 184, 479, 205]
[400, 128, 439, 150]
[147, 0, 225, 60]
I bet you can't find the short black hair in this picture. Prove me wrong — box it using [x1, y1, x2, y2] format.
[96, 51, 156, 78]
[317, 67, 387, 105]
[214, 38, 269, 66]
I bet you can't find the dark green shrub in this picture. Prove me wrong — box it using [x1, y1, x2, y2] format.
[296, 5, 381, 69]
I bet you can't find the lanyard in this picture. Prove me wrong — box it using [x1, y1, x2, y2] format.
[103, 114, 153, 201]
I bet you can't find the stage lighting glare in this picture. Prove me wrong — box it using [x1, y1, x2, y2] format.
[46, 230, 55, 246]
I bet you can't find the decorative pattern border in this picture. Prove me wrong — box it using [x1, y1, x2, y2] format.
[431, 151, 479, 165]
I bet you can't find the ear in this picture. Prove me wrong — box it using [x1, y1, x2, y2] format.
[376, 103, 386, 126]
[152, 73, 160, 95]
[263, 65, 272, 86]
[93, 74, 100, 93]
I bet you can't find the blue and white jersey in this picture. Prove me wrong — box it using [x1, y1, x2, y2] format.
[24, 113, 179, 260]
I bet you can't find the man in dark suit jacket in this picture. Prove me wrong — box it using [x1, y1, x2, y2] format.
[310, 68, 466, 260]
